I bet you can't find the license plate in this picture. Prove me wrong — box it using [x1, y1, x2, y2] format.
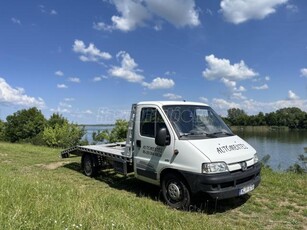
[239, 184, 255, 196]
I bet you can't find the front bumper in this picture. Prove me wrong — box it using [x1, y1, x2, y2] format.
[181, 162, 261, 200]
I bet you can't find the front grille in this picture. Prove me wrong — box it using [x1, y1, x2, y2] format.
[220, 181, 234, 189]
[211, 169, 259, 190]
[236, 175, 254, 186]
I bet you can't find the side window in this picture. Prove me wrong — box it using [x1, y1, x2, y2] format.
[140, 108, 167, 138]
[140, 108, 155, 137]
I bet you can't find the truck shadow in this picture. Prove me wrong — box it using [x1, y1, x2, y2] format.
[63, 162, 161, 200]
[63, 162, 250, 214]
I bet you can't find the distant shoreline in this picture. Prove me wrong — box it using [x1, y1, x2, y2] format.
[231, 126, 290, 132]
[231, 125, 307, 131]
[78, 124, 114, 127]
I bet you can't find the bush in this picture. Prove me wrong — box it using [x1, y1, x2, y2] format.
[0, 120, 5, 141]
[287, 164, 305, 174]
[42, 123, 85, 148]
[47, 113, 68, 128]
[287, 154, 307, 174]
[94, 119, 128, 143]
[4, 108, 46, 142]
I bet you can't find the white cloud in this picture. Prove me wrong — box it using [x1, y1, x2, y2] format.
[108, 51, 144, 83]
[98, 0, 200, 32]
[163, 93, 182, 100]
[50, 9, 57, 15]
[211, 90, 307, 116]
[39, 5, 58, 16]
[237, 86, 246, 92]
[108, 51, 177, 90]
[203, 55, 255, 100]
[220, 78, 246, 93]
[272, 98, 307, 111]
[93, 76, 108, 82]
[154, 24, 162, 31]
[39, 5, 46, 13]
[68, 77, 80, 83]
[109, 52, 176, 89]
[288, 90, 299, 100]
[220, 0, 288, 24]
[73, 40, 112, 63]
[55, 70, 64, 77]
[143, 77, 174, 89]
[212, 98, 240, 111]
[0, 78, 45, 107]
[59, 102, 72, 108]
[165, 71, 176, 76]
[11, 17, 21, 25]
[93, 76, 102, 82]
[232, 92, 247, 100]
[145, 0, 200, 28]
[199, 97, 208, 103]
[50, 107, 70, 114]
[252, 84, 269, 90]
[286, 4, 298, 13]
[110, 0, 151, 31]
[93, 22, 114, 32]
[221, 77, 236, 89]
[57, 84, 68, 89]
[64, 97, 74, 102]
[84, 109, 93, 114]
[265, 76, 270, 81]
[51, 100, 93, 117]
[300, 68, 307, 77]
[206, 9, 213, 16]
[203, 54, 258, 81]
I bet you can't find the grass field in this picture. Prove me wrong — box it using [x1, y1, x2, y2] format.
[0, 142, 306, 229]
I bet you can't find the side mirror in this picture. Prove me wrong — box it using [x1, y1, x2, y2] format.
[155, 128, 168, 146]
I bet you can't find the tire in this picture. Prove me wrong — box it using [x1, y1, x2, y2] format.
[82, 154, 98, 177]
[162, 173, 191, 210]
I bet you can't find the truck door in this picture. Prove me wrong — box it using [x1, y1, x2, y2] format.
[134, 105, 174, 184]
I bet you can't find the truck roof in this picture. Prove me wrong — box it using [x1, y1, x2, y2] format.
[137, 101, 209, 107]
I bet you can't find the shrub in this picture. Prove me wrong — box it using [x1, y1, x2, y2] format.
[42, 123, 84, 148]
[94, 119, 128, 143]
[4, 108, 46, 142]
[0, 120, 5, 141]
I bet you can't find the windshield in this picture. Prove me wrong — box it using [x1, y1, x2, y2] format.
[163, 105, 233, 139]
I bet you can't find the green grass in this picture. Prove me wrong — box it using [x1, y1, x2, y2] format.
[0, 142, 306, 229]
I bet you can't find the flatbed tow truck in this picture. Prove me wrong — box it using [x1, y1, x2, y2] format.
[61, 101, 261, 209]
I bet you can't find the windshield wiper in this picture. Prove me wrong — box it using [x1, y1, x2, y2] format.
[210, 131, 234, 136]
[180, 133, 190, 137]
[180, 132, 215, 138]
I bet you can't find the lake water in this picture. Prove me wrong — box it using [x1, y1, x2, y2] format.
[235, 129, 307, 171]
[82, 125, 307, 171]
[81, 125, 114, 143]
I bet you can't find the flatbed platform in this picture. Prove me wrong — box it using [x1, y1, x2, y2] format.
[61, 142, 133, 163]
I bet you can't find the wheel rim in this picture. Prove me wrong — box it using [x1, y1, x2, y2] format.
[167, 181, 182, 202]
[84, 156, 92, 174]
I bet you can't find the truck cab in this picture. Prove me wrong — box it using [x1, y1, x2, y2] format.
[133, 101, 261, 209]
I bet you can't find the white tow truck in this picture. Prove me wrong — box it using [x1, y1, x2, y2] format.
[61, 101, 261, 209]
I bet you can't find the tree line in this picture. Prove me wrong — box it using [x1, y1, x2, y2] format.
[0, 106, 306, 148]
[0, 107, 85, 148]
[223, 107, 307, 129]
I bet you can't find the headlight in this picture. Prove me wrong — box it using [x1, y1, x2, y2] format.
[254, 153, 259, 164]
[202, 162, 228, 174]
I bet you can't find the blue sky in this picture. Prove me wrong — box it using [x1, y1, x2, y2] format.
[0, 0, 306, 124]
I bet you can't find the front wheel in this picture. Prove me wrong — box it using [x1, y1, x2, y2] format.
[162, 173, 191, 210]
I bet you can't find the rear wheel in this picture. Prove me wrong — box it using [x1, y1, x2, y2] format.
[82, 154, 99, 177]
[162, 173, 191, 210]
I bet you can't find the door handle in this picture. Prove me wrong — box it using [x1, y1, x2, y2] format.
[136, 140, 141, 147]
